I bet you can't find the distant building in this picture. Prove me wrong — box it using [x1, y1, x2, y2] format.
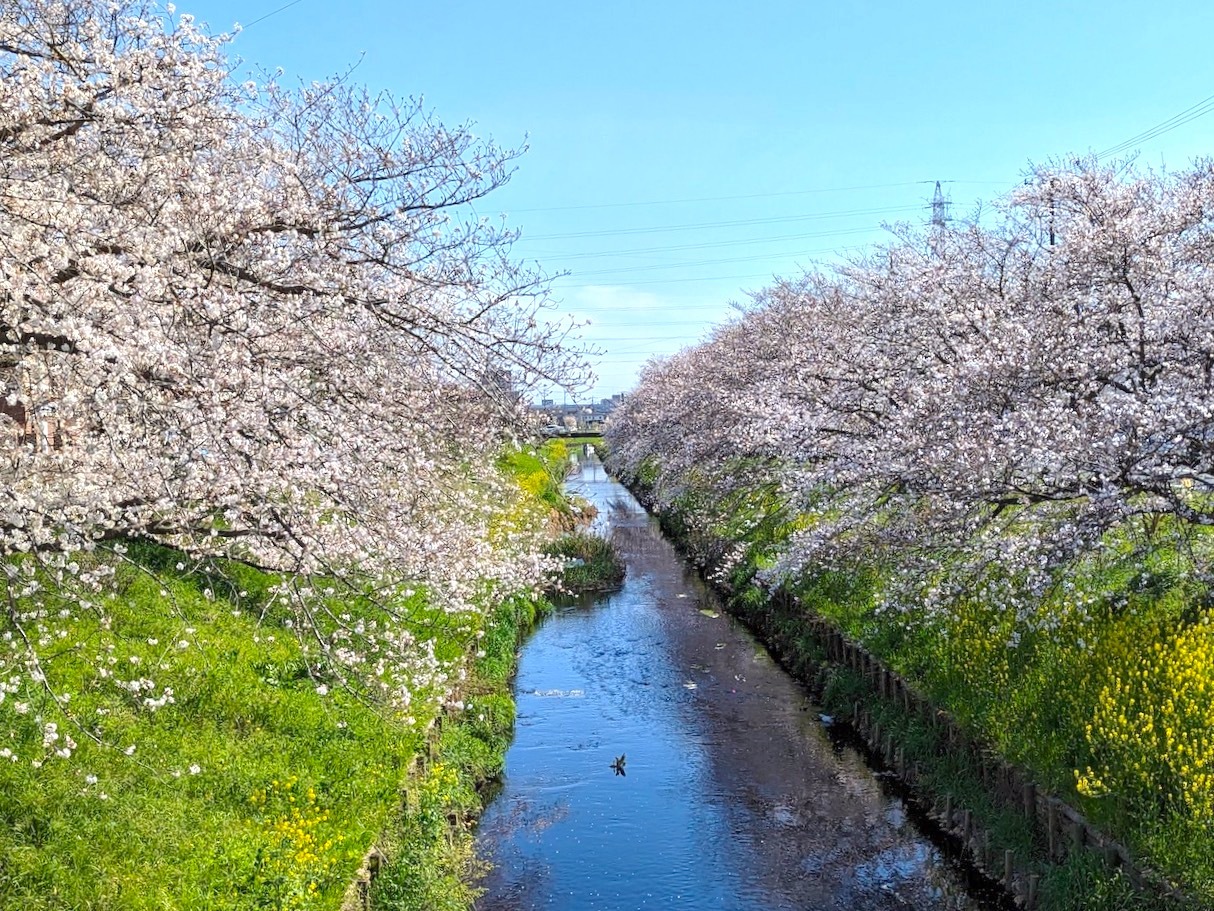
[533, 392, 626, 434]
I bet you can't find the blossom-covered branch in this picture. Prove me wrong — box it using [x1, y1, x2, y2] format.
[608, 156, 1214, 615]
[0, 0, 587, 729]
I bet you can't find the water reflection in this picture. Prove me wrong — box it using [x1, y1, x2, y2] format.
[474, 450, 1001, 911]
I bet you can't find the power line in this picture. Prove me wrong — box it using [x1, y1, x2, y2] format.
[556, 299, 739, 315]
[558, 303, 738, 313]
[552, 266, 839, 289]
[566, 243, 865, 278]
[593, 358, 666, 363]
[520, 204, 921, 241]
[1096, 90, 1214, 160]
[583, 318, 721, 326]
[583, 335, 710, 342]
[506, 180, 938, 213]
[529, 224, 888, 261]
[241, 0, 307, 29]
[599, 345, 697, 356]
[506, 179, 1007, 214]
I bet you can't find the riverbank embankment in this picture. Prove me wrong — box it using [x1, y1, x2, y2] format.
[0, 441, 578, 911]
[619, 473, 1191, 911]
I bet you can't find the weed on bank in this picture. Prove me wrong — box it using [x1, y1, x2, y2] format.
[641, 470, 1214, 909]
[0, 441, 574, 910]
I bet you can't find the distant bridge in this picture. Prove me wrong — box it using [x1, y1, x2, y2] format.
[541, 428, 603, 442]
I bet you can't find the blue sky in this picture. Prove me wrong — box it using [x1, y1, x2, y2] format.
[184, 0, 1214, 399]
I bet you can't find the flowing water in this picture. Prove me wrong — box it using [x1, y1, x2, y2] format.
[474, 449, 1003, 911]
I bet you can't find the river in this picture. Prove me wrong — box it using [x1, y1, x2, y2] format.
[473, 450, 1002, 911]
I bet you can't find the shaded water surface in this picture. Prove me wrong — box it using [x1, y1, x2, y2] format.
[474, 451, 999, 911]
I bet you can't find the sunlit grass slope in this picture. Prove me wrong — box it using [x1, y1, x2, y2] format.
[0, 440, 574, 911]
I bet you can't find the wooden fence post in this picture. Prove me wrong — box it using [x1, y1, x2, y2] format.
[1068, 819, 1084, 852]
[1047, 801, 1058, 858]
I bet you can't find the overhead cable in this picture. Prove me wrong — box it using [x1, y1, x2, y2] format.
[520, 205, 921, 241]
[1096, 90, 1214, 160]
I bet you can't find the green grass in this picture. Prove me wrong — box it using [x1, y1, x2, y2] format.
[0, 441, 571, 910]
[496, 439, 572, 516]
[723, 571, 1171, 911]
[633, 460, 1208, 910]
[371, 594, 548, 911]
[545, 531, 625, 593]
[0, 549, 422, 911]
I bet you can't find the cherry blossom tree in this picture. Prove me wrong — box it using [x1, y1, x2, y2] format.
[609, 156, 1214, 621]
[0, 0, 586, 731]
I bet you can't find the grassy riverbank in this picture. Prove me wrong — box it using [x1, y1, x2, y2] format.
[630, 470, 1206, 910]
[0, 441, 575, 911]
[370, 594, 550, 911]
[728, 582, 1154, 911]
[502, 441, 624, 593]
[0, 544, 424, 910]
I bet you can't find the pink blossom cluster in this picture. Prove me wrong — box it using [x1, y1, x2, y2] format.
[608, 157, 1214, 620]
[0, 0, 582, 761]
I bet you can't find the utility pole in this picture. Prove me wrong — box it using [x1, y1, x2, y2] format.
[929, 180, 951, 253]
[1047, 177, 1057, 247]
[931, 181, 951, 230]
[1025, 176, 1058, 246]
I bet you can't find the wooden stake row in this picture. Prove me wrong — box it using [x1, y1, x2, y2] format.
[774, 586, 1186, 909]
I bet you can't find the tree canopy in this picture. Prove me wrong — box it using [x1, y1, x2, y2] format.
[0, 0, 585, 720]
[608, 157, 1214, 619]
